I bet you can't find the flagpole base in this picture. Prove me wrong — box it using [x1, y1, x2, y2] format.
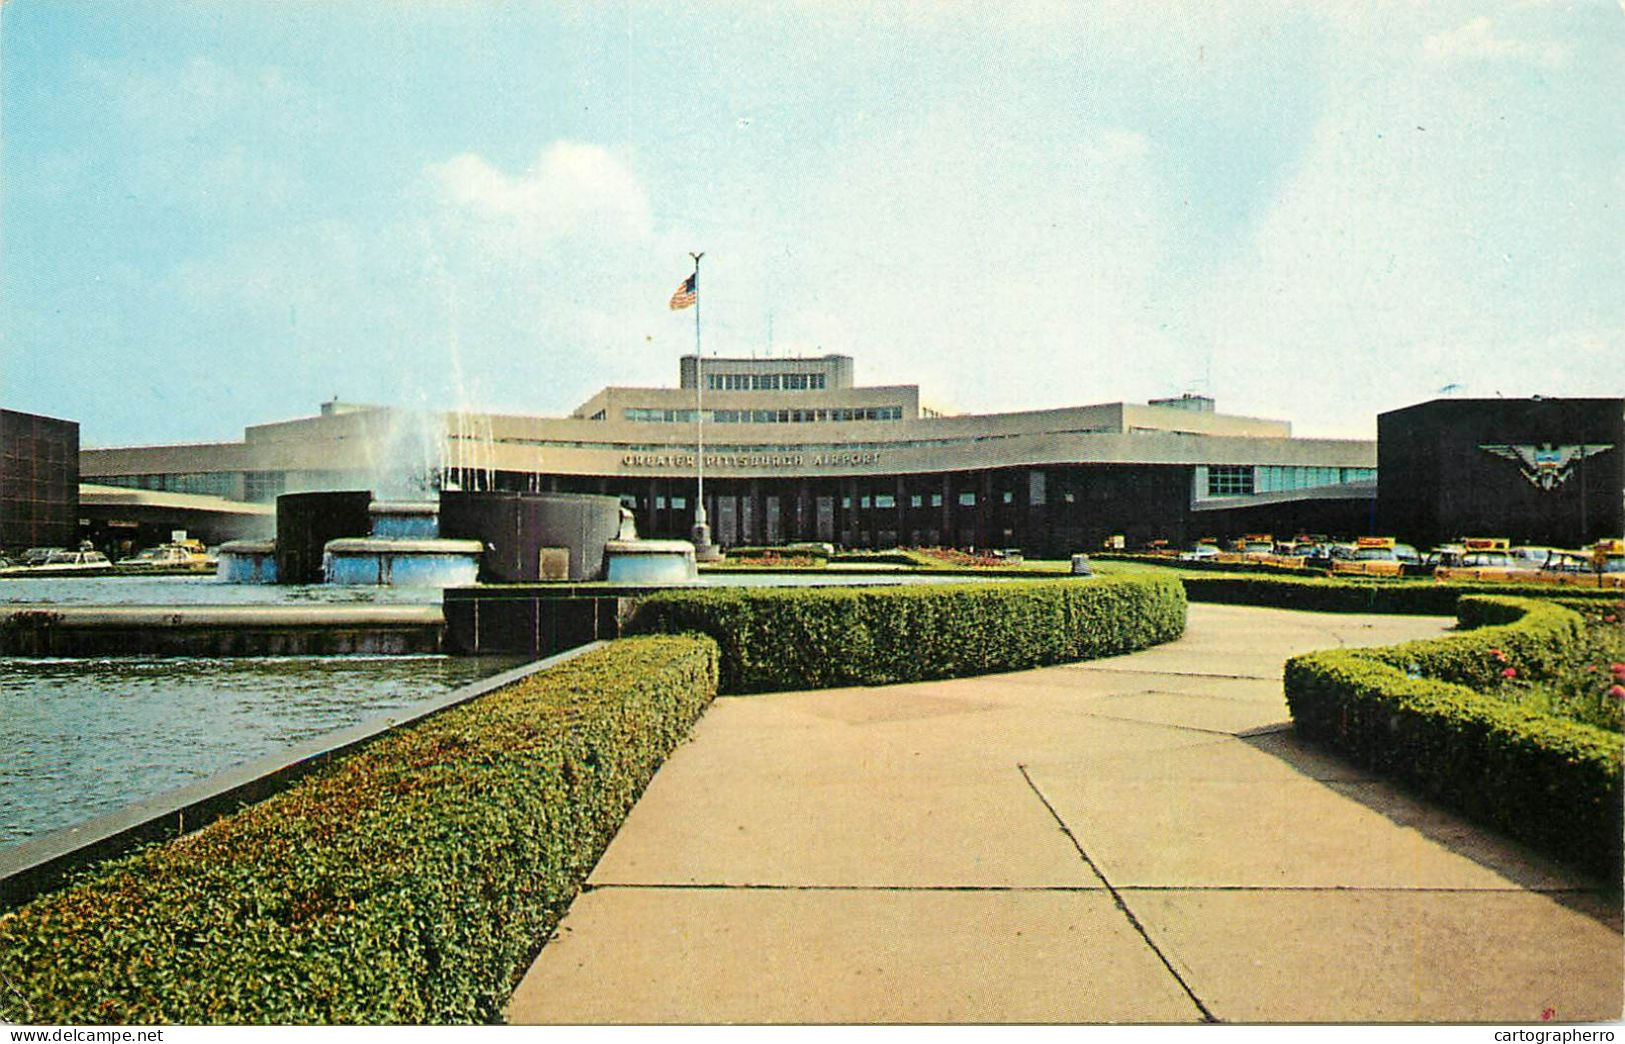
[690, 521, 724, 563]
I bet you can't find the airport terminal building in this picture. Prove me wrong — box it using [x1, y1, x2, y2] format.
[81, 355, 1380, 555]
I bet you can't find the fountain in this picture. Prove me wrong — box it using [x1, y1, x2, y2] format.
[225, 483, 695, 590]
[603, 509, 698, 584]
[322, 501, 482, 587]
[215, 540, 278, 583]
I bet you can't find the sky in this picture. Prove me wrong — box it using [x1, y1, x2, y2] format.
[2, 1, 1622, 447]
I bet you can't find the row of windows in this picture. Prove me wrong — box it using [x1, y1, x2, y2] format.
[99, 472, 242, 498]
[499, 426, 1107, 453]
[1257, 465, 1376, 493]
[95, 471, 292, 502]
[1206, 465, 1379, 499]
[706, 372, 828, 391]
[623, 406, 904, 425]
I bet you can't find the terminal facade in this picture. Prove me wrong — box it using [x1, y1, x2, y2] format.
[1378, 397, 1624, 549]
[81, 355, 1380, 555]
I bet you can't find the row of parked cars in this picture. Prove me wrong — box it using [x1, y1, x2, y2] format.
[1173, 534, 1625, 586]
[0, 541, 216, 577]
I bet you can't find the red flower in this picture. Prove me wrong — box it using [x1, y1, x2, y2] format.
[1488, 649, 1507, 662]
[1610, 685, 1625, 701]
[1501, 667, 1518, 679]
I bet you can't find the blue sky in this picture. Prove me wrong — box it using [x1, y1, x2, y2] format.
[3, 1, 1621, 446]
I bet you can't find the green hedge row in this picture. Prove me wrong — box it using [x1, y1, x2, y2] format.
[1181, 572, 1623, 615]
[628, 574, 1186, 694]
[0, 635, 719, 1025]
[1284, 596, 1622, 878]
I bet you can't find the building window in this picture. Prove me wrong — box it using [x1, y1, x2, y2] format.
[930, 493, 943, 507]
[1001, 491, 1013, 504]
[958, 492, 976, 507]
[1207, 465, 1255, 497]
[910, 494, 923, 508]
[875, 494, 896, 508]
[244, 471, 285, 502]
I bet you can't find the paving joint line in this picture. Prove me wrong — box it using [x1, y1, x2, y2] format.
[1071, 711, 1264, 738]
[1131, 688, 1291, 707]
[582, 881, 1601, 896]
[582, 882, 1109, 893]
[1017, 762, 1218, 1024]
[1113, 884, 1604, 895]
[1064, 666, 1279, 682]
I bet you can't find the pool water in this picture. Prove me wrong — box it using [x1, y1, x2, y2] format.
[0, 654, 523, 849]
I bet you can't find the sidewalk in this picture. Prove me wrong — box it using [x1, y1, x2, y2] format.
[507, 603, 1624, 1024]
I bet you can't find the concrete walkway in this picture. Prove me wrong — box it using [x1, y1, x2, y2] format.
[507, 604, 1624, 1024]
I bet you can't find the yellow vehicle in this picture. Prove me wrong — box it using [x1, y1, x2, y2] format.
[1216, 533, 1276, 564]
[1433, 537, 1522, 583]
[115, 538, 213, 572]
[1586, 539, 1625, 589]
[1432, 537, 1625, 588]
[1330, 536, 1403, 578]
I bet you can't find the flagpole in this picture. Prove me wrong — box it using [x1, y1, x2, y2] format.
[688, 251, 716, 557]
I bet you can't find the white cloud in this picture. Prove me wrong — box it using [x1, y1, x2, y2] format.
[1424, 17, 1569, 68]
[427, 142, 652, 250]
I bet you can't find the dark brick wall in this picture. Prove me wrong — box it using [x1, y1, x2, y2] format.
[0, 409, 79, 552]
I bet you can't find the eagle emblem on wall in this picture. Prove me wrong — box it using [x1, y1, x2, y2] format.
[1478, 443, 1614, 491]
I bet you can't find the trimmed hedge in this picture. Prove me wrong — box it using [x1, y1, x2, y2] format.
[628, 574, 1186, 694]
[1182, 572, 1623, 615]
[0, 635, 719, 1025]
[1285, 596, 1622, 878]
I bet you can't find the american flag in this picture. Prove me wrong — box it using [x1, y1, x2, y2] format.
[669, 273, 697, 310]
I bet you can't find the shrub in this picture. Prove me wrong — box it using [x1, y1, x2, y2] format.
[1182, 573, 1623, 615]
[628, 574, 1186, 694]
[1285, 596, 1622, 878]
[0, 635, 719, 1025]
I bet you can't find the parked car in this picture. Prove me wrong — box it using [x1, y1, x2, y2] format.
[1177, 544, 1220, 562]
[117, 543, 211, 570]
[1331, 537, 1404, 577]
[1510, 546, 1560, 570]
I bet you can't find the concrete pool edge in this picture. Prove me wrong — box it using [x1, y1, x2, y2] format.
[0, 641, 604, 910]
[0, 604, 446, 657]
